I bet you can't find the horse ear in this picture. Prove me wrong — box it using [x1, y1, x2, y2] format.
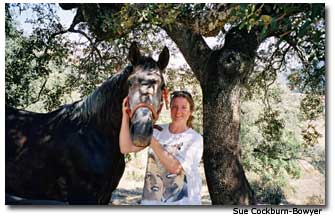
[158, 46, 169, 70]
[128, 42, 141, 66]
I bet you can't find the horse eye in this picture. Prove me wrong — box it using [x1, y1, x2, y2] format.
[138, 78, 144, 84]
[141, 79, 156, 86]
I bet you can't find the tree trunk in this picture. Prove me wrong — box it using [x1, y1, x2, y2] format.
[165, 24, 258, 204]
[199, 28, 259, 205]
[202, 76, 255, 205]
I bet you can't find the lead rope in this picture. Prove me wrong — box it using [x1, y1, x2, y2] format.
[163, 87, 169, 110]
[156, 87, 169, 116]
[154, 87, 169, 131]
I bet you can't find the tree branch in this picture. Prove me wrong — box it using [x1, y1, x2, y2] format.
[44, 6, 103, 67]
[26, 75, 49, 108]
[163, 23, 211, 85]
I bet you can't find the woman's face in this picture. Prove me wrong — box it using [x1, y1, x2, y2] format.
[170, 97, 192, 125]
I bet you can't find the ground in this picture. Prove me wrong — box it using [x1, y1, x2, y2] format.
[110, 150, 325, 205]
[283, 159, 325, 205]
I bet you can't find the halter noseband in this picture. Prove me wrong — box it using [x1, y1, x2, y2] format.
[128, 103, 160, 121]
[127, 87, 169, 122]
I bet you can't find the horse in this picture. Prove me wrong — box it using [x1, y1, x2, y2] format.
[5, 42, 169, 205]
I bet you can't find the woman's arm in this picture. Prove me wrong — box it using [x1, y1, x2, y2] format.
[150, 137, 182, 174]
[119, 97, 145, 154]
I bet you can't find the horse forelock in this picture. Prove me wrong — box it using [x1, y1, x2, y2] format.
[137, 56, 159, 70]
[135, 56, 166, 87]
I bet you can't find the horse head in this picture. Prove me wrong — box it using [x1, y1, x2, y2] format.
[127, 42, 169, 147]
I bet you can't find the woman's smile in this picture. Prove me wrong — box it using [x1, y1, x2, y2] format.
[170, 97, 191, 123]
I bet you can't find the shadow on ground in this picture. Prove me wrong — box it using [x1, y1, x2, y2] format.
[111, 187, 212, 205]
[111, 188, 143, 205]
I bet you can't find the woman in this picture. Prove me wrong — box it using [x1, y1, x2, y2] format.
[119, 90, 203, 205]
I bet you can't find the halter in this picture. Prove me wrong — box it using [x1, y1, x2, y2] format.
[127, 87, 169, 122]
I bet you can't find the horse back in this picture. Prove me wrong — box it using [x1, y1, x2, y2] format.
[5, 105, 62, 160]
[5, 105, 125, 204]
[5, 105, 71, 200]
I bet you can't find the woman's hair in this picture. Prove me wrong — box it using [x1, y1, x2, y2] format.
[170, 90, 195, 128]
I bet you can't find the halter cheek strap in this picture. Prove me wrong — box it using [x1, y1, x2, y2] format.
[162, 88, 169, 110]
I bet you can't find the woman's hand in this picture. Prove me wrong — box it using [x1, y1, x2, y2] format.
[122, 96, 130, 120]
[149, 136, 182, 174]
[119, 96, 146, 154]
[150, 136, 159, 147]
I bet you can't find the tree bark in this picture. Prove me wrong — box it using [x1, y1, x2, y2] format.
[164, 23, 210, 82]
[166, 25, 258, 204]
[202, 74, 255, 205]
[202, 28, 259, 204]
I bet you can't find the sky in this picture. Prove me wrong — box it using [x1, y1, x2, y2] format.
[13, 4, 75, 36]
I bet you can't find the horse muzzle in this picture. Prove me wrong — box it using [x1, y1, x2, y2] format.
[130, 107, 154, 147]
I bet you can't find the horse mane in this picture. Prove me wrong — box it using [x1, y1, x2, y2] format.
[68, 65, 134, 127]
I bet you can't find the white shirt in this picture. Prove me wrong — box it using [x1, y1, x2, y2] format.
[141, 124, 203, 205]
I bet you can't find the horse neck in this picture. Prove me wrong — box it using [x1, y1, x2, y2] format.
[72, 65, 133, 133]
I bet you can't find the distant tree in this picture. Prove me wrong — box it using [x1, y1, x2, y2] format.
[5, 4, 73, 110]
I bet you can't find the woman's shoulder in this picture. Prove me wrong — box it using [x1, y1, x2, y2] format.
[187, 128, 203, 142]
